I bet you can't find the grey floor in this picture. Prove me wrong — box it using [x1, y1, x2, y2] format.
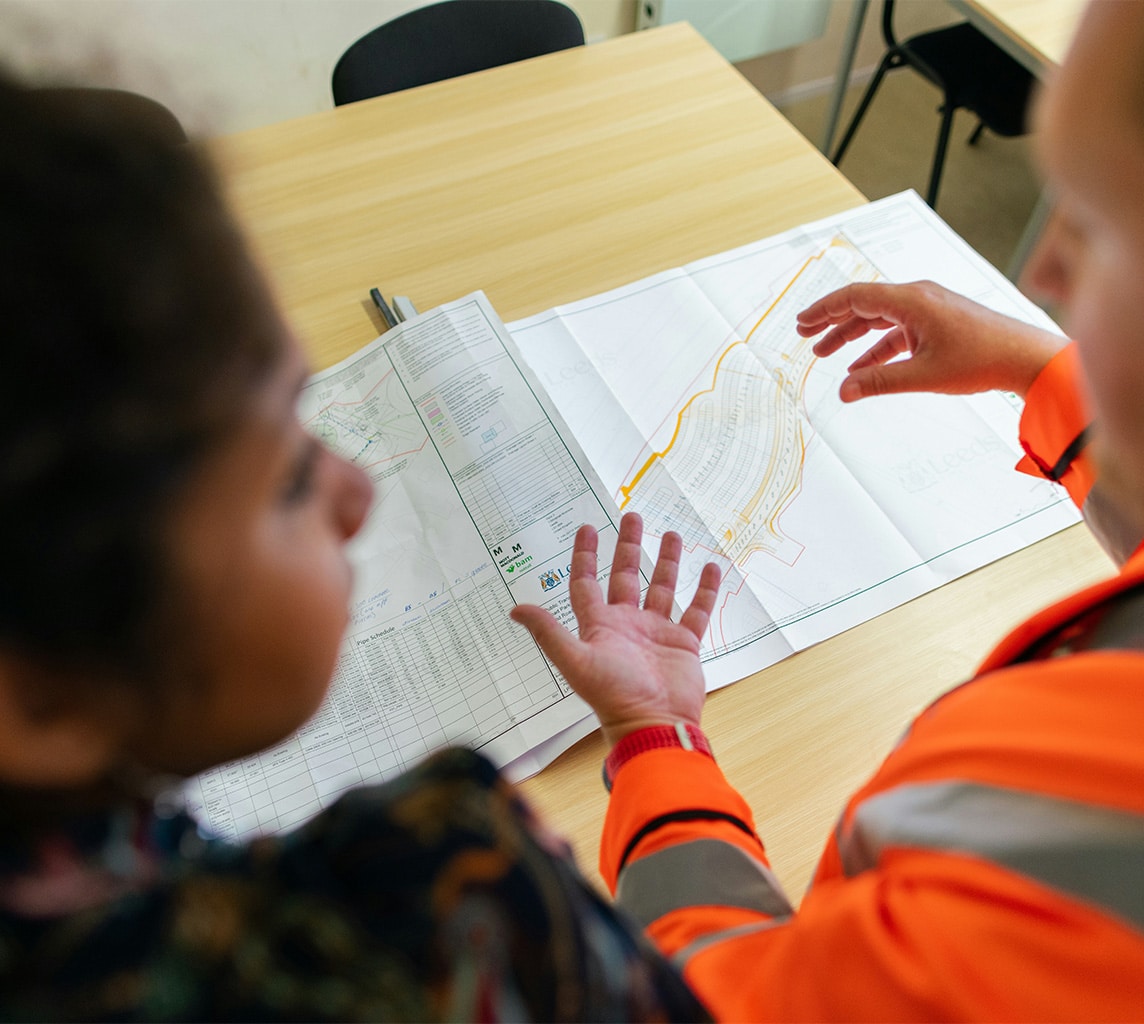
[764, 70, 1044, 276]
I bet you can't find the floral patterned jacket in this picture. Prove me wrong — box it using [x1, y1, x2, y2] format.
[0, 748, 708, 1022]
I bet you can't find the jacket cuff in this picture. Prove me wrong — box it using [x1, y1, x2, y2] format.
[600, 747, 757, 891]
[1015, 342, 1095, 506]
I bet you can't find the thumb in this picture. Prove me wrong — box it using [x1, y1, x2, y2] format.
[509, 604, 585, 673]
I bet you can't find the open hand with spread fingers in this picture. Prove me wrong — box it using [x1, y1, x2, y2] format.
[510, 513, 722, 748]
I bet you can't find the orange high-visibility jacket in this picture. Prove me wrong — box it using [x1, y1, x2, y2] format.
[602, 344, 1144, 1020]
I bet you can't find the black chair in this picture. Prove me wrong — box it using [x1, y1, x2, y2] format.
[331, 0, 585, 105]
[831, 0, 1034, 208]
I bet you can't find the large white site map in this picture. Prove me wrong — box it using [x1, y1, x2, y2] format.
[509, 192, 1080, 687]
[187, 192, 1081, 839]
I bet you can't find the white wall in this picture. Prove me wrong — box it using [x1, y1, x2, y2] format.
[0, 0, 957, 137]
[0, 0, 636, 134]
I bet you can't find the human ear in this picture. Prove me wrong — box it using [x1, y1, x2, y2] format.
[0, 657, 131, 788]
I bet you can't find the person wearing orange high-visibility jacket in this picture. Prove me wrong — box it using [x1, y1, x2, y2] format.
[511, 3, 1144, 1018]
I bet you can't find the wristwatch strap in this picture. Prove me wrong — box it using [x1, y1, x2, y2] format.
[602, 722, 713, 791]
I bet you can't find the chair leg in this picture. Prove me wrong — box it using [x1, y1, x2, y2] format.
[968, 120, 986, 146]
[925, 101, 957, 207]
[831, 54, 894, 166]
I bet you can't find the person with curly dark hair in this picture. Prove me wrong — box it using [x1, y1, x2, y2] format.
[0, 77, 712, 1022]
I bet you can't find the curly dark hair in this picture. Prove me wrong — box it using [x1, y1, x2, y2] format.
[0, 77, 281, 685]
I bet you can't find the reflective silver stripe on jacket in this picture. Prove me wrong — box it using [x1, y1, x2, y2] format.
[838, 780, 1144, 932]
[671, 915, 793, 970]
[616, 837, 794, 929]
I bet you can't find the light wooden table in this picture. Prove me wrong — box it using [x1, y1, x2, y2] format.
[213, 23, 1112, 901]
[951, 0, 1086, 70]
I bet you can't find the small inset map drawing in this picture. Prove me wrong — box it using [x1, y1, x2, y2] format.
[306, 362, 427, 477]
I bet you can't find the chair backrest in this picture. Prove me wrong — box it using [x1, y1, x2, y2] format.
[331, 0, 585, 106]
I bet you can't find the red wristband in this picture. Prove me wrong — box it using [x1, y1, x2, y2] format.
[602, 723, 713, 791]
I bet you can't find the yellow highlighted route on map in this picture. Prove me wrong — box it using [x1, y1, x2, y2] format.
[618, 248, 827, 511]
